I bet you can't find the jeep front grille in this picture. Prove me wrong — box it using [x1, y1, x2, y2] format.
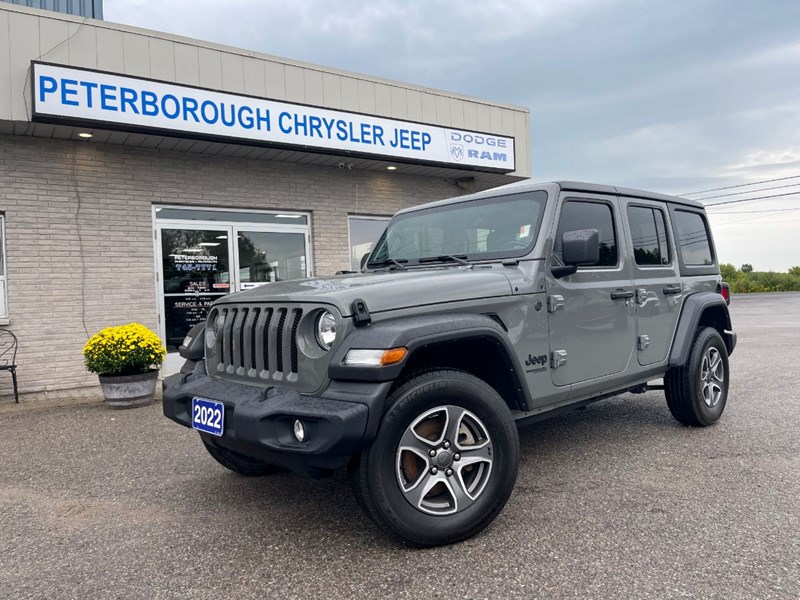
[210, 304, 303, 383]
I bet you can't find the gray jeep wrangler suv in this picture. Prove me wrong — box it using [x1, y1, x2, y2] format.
[163, 181, 736, 547]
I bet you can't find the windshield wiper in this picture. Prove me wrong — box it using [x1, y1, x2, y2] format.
[367, 258, 408, 270]
[418, 254, 470, 266]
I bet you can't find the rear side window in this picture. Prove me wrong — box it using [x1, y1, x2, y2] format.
[628, 206, 670, 266]
[555, 200, 617, 267]
[673, 210, 713, 266]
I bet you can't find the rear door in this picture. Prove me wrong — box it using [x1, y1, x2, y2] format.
[621, 199, 682, 365]
[545, 194, 636, 386]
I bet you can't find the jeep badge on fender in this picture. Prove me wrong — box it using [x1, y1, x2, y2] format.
[163, 181, 736, 547]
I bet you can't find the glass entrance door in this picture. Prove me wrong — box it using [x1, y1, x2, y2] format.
[154, 208, 312, 376]
[235, 229, 308, 289]
[159, 226, 233, 353]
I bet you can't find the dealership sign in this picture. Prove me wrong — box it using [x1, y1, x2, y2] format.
[31, 62, 515, 172]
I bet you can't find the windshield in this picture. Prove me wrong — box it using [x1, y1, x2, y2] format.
[368, 190, 548, 266]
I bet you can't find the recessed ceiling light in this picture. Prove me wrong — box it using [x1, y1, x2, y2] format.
[181, 248, 203, 253]
[215, 235, 228, 239]
[78, 132, 93, 139]
[198, 242, 220, 247]
[275, 214, 303, 218]
[386, 165, 397, 170]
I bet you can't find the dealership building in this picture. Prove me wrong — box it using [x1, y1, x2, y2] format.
[0, 2, 530, 397]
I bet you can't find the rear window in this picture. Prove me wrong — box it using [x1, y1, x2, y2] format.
[673, 210, 713, 266]
[628, 205, 670, 266]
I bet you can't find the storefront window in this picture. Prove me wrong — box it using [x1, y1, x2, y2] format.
[238, 231, 307, 285]
[349, 216, 390, 271]
[0, 215, 8, 317]
[155, 207, 307, 225]
[0, 215, 6, 317]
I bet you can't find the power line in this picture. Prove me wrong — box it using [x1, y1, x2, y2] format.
[692, 181, 800, 201]
[681, 174, 800, 196]
[709, 207, 800, 215]
[717, 217, 800, 227]
[703, 190, 800, 208]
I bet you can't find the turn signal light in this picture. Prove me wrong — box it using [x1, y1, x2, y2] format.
[380, 347, 408, 366]
[343, 347, 408, 367]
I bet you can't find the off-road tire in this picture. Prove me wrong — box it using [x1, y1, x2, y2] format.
[202, 439, 284, 476]
[665, 327, 729, 426]
[349, 369, 519, 547]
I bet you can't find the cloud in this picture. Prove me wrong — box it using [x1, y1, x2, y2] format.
[104, 0, 800, 269]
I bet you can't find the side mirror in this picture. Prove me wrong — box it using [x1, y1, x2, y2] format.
[360, 252, 371, 271]
[552, 229, 599, 278]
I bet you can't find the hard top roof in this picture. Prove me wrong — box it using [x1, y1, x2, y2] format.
[396, 180, 703, 216]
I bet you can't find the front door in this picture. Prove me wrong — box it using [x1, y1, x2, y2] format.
[620, 200, 683, 366]
[155, 209, 311, 376]
[158, 225, 234, 374]
[234, 229, 308, 289]
[545, 194, 637, 387]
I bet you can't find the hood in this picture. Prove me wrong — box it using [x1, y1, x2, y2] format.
[216, 268, 514, 316]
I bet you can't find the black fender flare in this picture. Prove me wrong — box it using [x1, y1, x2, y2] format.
[328, 313, 531, 410]
[669, 292, 736, 367]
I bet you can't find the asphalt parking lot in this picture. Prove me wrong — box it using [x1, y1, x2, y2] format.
[1, 293, 798, 599]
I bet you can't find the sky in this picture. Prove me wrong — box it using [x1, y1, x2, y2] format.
[105, 0, 800, 271]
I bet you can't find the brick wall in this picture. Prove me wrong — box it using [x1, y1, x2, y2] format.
[0, 134, 462, 395]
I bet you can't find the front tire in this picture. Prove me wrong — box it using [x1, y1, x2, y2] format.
[202, 439, 284, 476]
[665, 327, 730, 426]
[349, 369, 519, 547]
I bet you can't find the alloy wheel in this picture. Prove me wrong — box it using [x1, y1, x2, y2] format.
[395, 405, 493, 516]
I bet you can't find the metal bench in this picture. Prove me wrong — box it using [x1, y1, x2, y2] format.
[0, 330, 19, 403]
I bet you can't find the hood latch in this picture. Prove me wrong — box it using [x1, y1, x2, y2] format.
[351, 298, 371, 326]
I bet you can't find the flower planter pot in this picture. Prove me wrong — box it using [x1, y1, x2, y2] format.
[98, 370, 158, 409]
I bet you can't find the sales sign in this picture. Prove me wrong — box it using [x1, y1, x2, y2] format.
[31, 62, 516, 172]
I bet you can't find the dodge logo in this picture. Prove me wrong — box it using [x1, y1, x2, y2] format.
[449, 144, 464, 161]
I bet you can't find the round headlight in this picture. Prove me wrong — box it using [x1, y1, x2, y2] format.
[315, 310, 337, 350]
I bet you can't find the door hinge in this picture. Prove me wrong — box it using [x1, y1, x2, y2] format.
[547, 294, 565, 313]
[551, 349, 568, 369]
[638, 335, 650, 351]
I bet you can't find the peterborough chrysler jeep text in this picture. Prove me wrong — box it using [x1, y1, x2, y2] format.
[163, 181, 736, 546]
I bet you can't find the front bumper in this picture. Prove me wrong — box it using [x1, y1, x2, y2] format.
[163, 362, 391, 477]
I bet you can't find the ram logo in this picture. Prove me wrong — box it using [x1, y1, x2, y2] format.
[449, 144, 464, 161]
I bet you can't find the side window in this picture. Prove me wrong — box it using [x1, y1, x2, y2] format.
[0, 215, 6, 317]
[628, 205, 670, 266]
[348, 216, 390, 270]
[673, 210, 713, 266]
[555, 200, 618, 267]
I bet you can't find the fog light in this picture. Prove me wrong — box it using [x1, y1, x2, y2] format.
[293, 419, 306, 442]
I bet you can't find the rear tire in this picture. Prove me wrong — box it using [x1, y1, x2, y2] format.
[349, 369, 519, 547]
[202, 439, 284, 476]
[665, 327, 729, 426]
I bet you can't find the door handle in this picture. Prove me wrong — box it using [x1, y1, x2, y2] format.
[610, 289, 634, 300]
[662, 285, 682, 295]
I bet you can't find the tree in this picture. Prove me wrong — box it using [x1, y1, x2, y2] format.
[741, 263, 753, 273]
[719, 263, 738, 281]
[790, 266, 800, 277]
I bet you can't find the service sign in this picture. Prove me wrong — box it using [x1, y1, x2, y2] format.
[31, 62, 516, 172]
